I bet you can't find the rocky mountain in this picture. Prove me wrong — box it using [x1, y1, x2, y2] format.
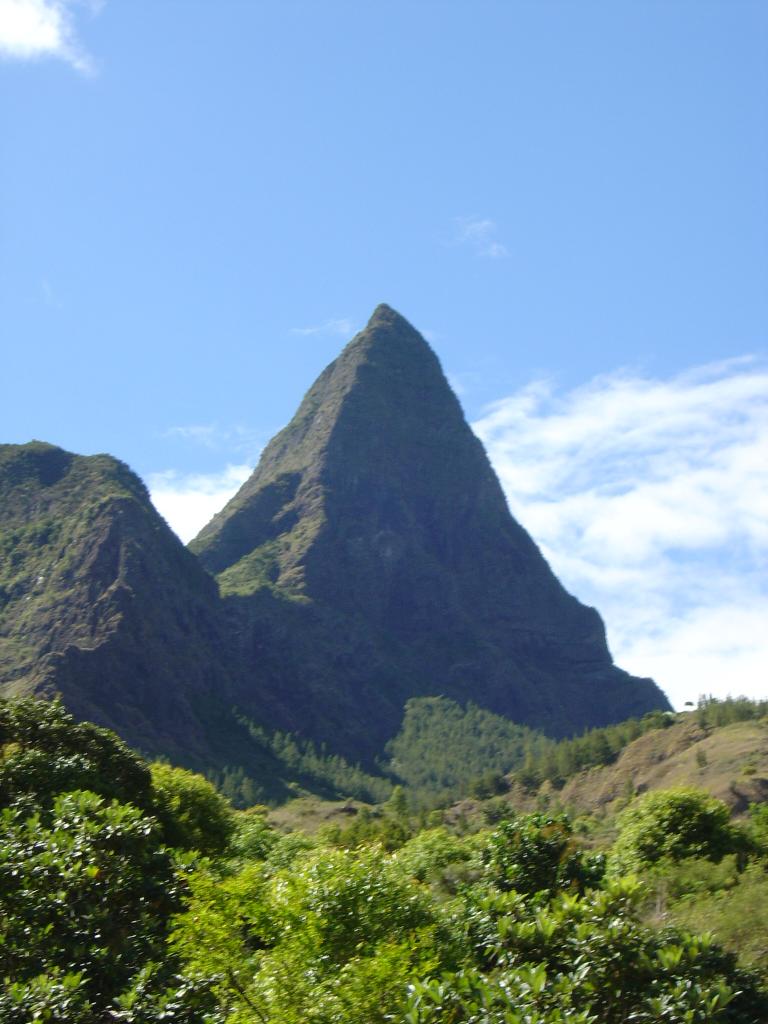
[191, 305, 669, 762]
[0, 442, 250, 767]
[0, 306, 670, 783]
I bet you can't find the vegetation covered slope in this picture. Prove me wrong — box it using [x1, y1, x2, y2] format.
[411, 697, 768, 826]
[191, 304, 669, 763]
[0, 441, 249, 766]
[529, 704, 768, 819]
[3, 696, 768, 1024]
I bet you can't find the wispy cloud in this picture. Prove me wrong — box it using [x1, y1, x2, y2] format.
[165, 425, 221, 449]
[291, 317, 356, 338]
[148, 465, 252, 544]
[473, 356, 768, 706]
[454, 217, 509, 259]
[164, 423, 263, 460]
[0, 0, 103, 73]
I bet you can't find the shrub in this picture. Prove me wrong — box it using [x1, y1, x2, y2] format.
[609, 788, 746, 875]
[482, 813, 604, 897]
[0, 697, 151, 813]
[0, 791, 179, 1003]
[150, 763, 234, 857]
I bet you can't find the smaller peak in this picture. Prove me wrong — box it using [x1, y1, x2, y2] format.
[0, 441, 74, 489]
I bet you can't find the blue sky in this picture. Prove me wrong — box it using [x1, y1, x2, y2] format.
[1, 1, 766, 706]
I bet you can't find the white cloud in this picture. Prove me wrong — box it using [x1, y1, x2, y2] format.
[149, 465, 252, 544]
[0, 0, 102, 73]
[455, 217, 509, 259]
[473, 357, 768, 708]
[291, 317, 356, 338]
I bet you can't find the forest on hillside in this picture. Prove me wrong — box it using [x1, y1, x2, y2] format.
[211, 694, 768, 811]
[3, 697, 768, 1023]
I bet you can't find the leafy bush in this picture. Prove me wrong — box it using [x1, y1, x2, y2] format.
[394, 827, 476, 885]
[0, 790, 179, 1003]
[609, 788, 746, 874]
[481, 813, 604, 897]
[749, 801, 768, 852]
[407, 878, 768, 1023]
[0, 697, 151, 812]
[171, 845, 459, 1023]
[229, 806, 280, 861]
[150, 763, 235, 857]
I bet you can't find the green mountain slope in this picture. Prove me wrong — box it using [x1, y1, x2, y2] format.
[440, 699, 768, 823]
[0, 441, 246, 765]
[192, 305, 669, 762]
[552, 714, 768, 817]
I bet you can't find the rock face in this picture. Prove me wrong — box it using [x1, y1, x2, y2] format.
[192, 305, 669, 761]
[0, 442, 243, 765]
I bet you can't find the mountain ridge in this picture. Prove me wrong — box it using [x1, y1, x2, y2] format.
[0, 306, 671, 781]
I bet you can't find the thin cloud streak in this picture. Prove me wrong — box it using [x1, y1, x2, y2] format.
[454, 217, 509, 259]
[473, 356, 768, 707]
[164, 423, 263, 460]
[0, 0, 102, 73]
[291, 317, 356, 338]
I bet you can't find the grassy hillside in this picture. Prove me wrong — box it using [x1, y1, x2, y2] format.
[553, 716, 768, 817]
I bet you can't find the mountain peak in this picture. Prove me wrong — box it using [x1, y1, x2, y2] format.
[342, 304, 435, 371]
[368, 301, 398, 321]
[190, 305, 461, 581]
[191, 311, 669, 756]
[366, 302, 412, 330]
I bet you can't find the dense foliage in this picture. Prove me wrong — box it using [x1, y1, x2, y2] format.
[2, 696, 768, 1024]
[0, 697, 152, 811]
[150, 763, 235, 856]
[0, 699, 221, 1022]
[387, 697, 536, 806]
[609, 787, 747, 874]
[0, 791, 179, 1002]
[266, 696, 673, 812]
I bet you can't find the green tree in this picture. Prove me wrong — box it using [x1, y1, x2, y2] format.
[610, 788, 746, 875]
[150, 762, 235, 857]
[0, 700, 229, 1022]
[0, 791, 179, 1003]
[394, 827, 474, 886]
[482, 813, 604, 897]
[172, 845, 457, 1023]
[230, 806, 279, 861]
[0, 697, 151, 812]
